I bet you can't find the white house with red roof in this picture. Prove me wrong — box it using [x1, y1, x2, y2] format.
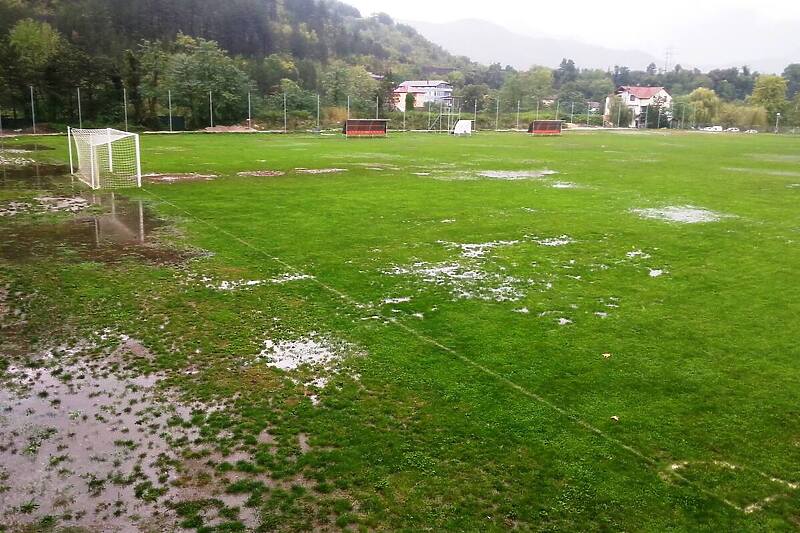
[604, 86, 672, 127]
[392, 80, 453, 111]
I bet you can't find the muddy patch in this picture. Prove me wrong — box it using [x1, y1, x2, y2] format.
[551, 181, 579, 189]
[143, 173, 217, 183]
[385, 261, 525, 303]
[0, 195, 89, 217]
[531, 235, 574, 247]
[236, 170, 285, 177]
[294, 168, 347, 175]
[0, 345, 195, 531]
[631, 205, 731, 224]
[0, 194, 195, 265]
[197, 272, 314, 291]
[476, 169, 557, 180]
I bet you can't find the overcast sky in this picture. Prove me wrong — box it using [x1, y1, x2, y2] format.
[347, 0, 800, 69]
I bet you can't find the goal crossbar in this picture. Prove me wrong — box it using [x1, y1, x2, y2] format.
[68, 127, 142, 189]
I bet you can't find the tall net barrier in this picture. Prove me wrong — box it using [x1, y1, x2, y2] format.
[69, 128, 142, 189]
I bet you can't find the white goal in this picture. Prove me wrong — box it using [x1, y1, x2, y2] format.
[68, 127, 142, 189]
[452, 119, 473, 136]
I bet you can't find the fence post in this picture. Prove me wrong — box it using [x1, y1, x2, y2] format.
[283, 93, 287, 133]
[67, 126, 74, 174]
[123, 87, 129, 131]
[495, 99, 499, 131]
[168, 90, 173, 132]
[77, 87, 83, 128]
[209, 91, 214, 128]
[30, 86, 36, 134]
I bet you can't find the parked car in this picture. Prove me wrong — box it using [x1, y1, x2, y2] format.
[725, 127, 740, 132]
[702, 126, 723, 132]
[745, 129, 758, 134]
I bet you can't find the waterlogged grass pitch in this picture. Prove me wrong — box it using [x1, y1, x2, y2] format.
[1, 131, 800, 531]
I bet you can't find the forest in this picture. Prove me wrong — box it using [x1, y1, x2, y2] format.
[1, 0, 799, 130]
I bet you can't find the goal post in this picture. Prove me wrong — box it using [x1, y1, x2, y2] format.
[68, 127, 142, 189]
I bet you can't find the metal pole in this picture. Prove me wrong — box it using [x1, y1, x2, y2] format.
[617, 100, 622, 127]
[775, 113, 781, 134]
[570, 102, 574, 123]
[403, 108, 406, 130]
[77, 87, 83, 128]
[656, 106, 661, 129]
[495, 98, 499, 131]
[516, 100, 520, 131]
[536, 101, 540, 121]
[473, 100, 477, 130]
[67, 126, 74, 174]
[375, 95, 379, 119]
[644, 105, 649, 129]
[209, 91, 214, 128]
[555, 101, 560, 121]
[134, 133, 142, 187]
[316, 94, 320, 130]
[681, 104, 686, 129]
[247, 91, 252, 129]
[168, 90, 173, 132]
[30, 86, 36, 134]
[123, 87, 129, 131]
[587, 102, 591, 127]
[283, 93, 287, 133]
[347, 95, 350, 120]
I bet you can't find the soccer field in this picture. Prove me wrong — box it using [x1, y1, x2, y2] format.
[2, 130, 800, 531]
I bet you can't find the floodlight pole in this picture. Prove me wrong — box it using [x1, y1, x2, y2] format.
[209, 91, 214, 128]
[681, 104, 686, 129]
[30, 86, 36, 134]
[587, 103, 591, 127]
[283, 93, 287, 133]
[77, 87, 83, 128]
[123, 87, 129, 132]
[495, 99, 499, 131]
[168, 90, 173, 132]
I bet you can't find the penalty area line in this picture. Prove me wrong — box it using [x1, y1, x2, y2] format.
[141, 187, 744, 514]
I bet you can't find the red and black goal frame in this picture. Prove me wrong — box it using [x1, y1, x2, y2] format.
[528, 120, 564, 136]
[343, 119, 390, 137]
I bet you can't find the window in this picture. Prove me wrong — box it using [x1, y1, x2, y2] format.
[630, 95, 636, 102]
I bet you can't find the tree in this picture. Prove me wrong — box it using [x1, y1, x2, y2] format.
[8, 19, 64, 73]
[606, 96, 632, 127]
[404, 92, 415, 111]
[164, 34, 252, 128]
[748, 75, 788, 123]
[688, 88, 720, 125]
[459, 84, 489, 111]
[781, 64, 800, 99]
[554, 58, 577, 87]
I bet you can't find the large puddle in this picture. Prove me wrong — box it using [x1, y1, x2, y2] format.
[1, 193, 195, 264]
[0, 341, 196, 530]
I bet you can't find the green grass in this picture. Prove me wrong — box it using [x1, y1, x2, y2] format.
[2, 130, 800, 530]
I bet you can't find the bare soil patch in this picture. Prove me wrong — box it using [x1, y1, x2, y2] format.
[632, 205, 731, 224]
[236, 170, 285, 177]
[143, 173, 217, 183]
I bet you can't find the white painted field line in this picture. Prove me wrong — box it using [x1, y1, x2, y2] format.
[142, 188, 747, 514]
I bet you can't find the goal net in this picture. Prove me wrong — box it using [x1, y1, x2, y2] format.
[69, 128, 142, 189]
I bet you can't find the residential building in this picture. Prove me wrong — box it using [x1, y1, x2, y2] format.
[604, 86, 672, 127]
[393, 80, 453, 111]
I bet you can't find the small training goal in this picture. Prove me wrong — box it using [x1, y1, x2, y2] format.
[452, 120, 473, 136]
[68, 127, 142, 189]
